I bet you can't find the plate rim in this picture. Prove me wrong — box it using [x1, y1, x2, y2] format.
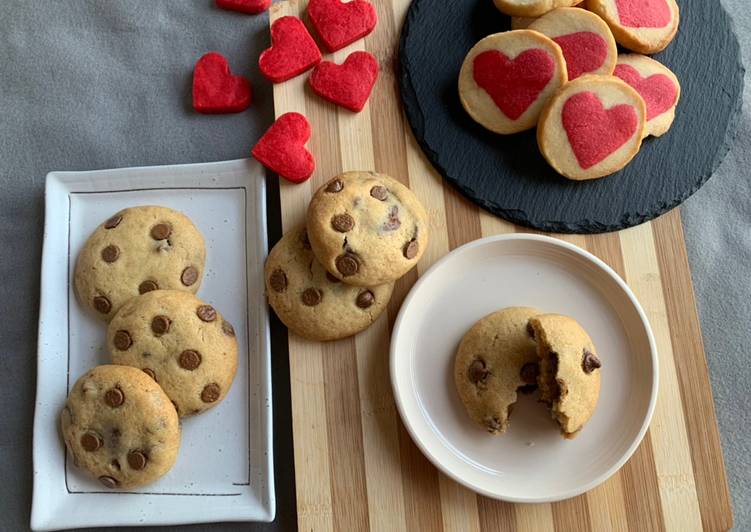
[389, 233, 659, 503]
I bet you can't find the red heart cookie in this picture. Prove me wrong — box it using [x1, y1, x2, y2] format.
[309, 51, 379, 112]
[587, 0, 678, 54]
[307, 0, 378, 53]
[192, 52, 252, 114]
[553, 33, 608, 80]
[252, 112, 315, 183]
[614, 64, 676, 120]
[615, 0, 671, 28]
[259, 16, 322, 83]
[215, 0, 271, 14]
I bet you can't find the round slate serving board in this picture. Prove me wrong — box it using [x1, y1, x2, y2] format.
[399, 0, 744, 233]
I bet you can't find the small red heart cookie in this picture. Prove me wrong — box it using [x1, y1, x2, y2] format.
[309, 51, 378, 112]
[585, 0, 679, 54]
[259, 16, 322, 83]
[529, 8, 617, 80]
[192, 52, 252, 114]
[252, 112, 315, 183]
[614, 54, 680, 138]
[459, 30, 567, 134]
[307, 0, 377, 53]
[538, 75, 646, 180]
[215, 0, 271, 15]
[493, 0, 579, 17]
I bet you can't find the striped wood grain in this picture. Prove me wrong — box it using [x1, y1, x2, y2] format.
[269, 1, 733, 530]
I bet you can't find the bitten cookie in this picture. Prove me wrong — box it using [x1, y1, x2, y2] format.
[265, 226, 394, 341]
[528, 314, 602, 438]
[60, 365, 180, 489]
[306, 171, 429, 287]
[614, 54, 680, 138]
[528, 7, 617, 80]
[537, 75, 646, 180]
[107, 290, 238, 417]
[74, 206, 206, 321]
[459, 30, 567, 134]
[454, 307, 541, 434]
[585, 0, 679, 54]
[493, 0, 579, 17]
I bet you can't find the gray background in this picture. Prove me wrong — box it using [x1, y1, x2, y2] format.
[0, 0, 747, 530]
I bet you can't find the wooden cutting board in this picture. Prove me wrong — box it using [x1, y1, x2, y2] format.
[269, 1, 733, 530]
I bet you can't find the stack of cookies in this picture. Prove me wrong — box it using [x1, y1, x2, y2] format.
[265, 171, 430, 341]
[61, 205, 238, 490]
[459, 0, 681, 180]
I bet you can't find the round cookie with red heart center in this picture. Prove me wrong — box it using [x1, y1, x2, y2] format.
[585, 0, 679, 54]
[60, 365, 180, 489]
[74, 206, 206, 322]
[306, 171, 429, 287]
[459, 30, 567, 134]
[528, 7, 617, 80]
[108, 290, 238, 417]
[537, 74, 646, 180]
[493, 0, 580, 17]
[614, 54, 680, 138]
[265, 226, 394, 341]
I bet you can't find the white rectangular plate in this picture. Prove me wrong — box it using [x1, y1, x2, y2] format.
[32, 159, 274, 530]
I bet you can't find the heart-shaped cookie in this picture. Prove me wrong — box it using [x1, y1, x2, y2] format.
[585, 0, 679, 54]
[252, 112, 315, 183]
[259, 16, 322, 83]
[307, 0, 378, 52]
[192, 52, 252, 114]
[309, 51, 379, 112]
[215, 0, 271, 14]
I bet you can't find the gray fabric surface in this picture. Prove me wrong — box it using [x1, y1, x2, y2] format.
[0, 0, 748, 530]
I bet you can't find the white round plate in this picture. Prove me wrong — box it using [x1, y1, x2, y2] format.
[390, 234, 658, 503]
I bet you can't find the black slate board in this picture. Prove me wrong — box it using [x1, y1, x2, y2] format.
[399, 0, 744, 233]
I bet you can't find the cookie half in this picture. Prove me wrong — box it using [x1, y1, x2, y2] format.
[537, 74, 646, 180]
[585, 0, 679, 54]
[266, 226, 394, 340]
[493, 0, 579, 17]
[614, 54, 680, 138]
[307, 171, 429, 287]
[107, 290, 238, 417]
[454, 307, 541, 434]
[60, 365, 180, 489]
[529, 314, 602, 438]
[529, 7, 617, 80]
[459, 30, 567, 134]
[74, 206, 206, 321]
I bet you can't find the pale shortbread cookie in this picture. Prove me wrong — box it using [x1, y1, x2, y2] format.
[585, 0, 679, 54]
[494, 0, 579, 17]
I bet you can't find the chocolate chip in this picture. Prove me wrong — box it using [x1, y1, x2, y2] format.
[582, 349, 602, 374]
[113, 330, 132, 351]
[527, 322, 535, 339]
[181, 266, 199, 286]
[336, 253, 360, 276]
[99, 476, 118, 489]
[101, 245, 120, 263]
[142, 368, 156, 381]
[520, 362, 539, 385]
[485, 416, 502, 432]
[138, 280, 159, 294]
[403, 239, 419, 259]
[150, 223, 172, 240]
[104, 214, 123, 229]
[104, 387, 124, 407]
[196, 304, 217, 322]
[325, 179, 343, 193]
[201, 383, 221, 403]
[326, 271, 341, 283]
[80, 431, 102, 452]
[269, 268, 287, 293]
[221, 320, 235, 337]
[127, 450, 147, 470]
[301, 288, 322, 306]
[179, 350, 202, 370]
[93, 296, 111, 314]
[356, 290, 375, 309]
[331, 213, 355, 233]
[468, 359, 488, 384]
[151, 315, 171, 335]
[382, 205, 401, 231]
[370, 185, 388, 201]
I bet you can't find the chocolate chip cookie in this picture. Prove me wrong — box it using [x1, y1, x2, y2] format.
[528, 314, 601, 438]
[306, 171, 429, 287]
[107, 290, 238, 417]
[454, 307, 541, 434]
[74, 206, 206, 321]
[265, 226, 394, 341]
[60, 364, 180, 489]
